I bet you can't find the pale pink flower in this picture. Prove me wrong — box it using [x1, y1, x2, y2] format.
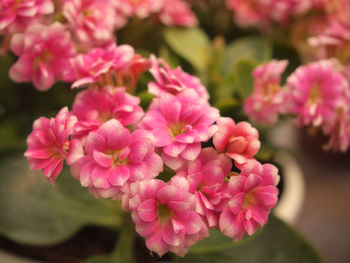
[62, 0, 116, 48]
[25, 107, 77, 183]
[115, 0, 163, 19]
[172, 147, 232, 227]
[0, 0, 54, 33]
[219, 160, 279, 241]
[226, 0, 311, 28]
[308, 22, 350, 63]
[130, 179, 209, 257]
[323, 102, 350, 152]
[244, 60, 288, 125]
[141, 90, 219, 162]
[159, 0, 198, 27]
[213, 117, 260, 169]
[9, 22, 76, 91]
[71, 86, 144, 139]
[67, 119, 163, 199]
[285, 60, 349, 127]
[148, 55, 209, 100]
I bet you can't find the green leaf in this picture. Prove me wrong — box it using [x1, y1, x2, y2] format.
[164, 27, 211, 72]
[0, 152, 123, 246]
[234, 59, 259, 99]
[170, 215, 322, 263]
[221, 37, 271, 75]
[138, 90, 154, 110]
[85, 217, 136, 263]
[159, 45, 180, 68]
[85, 255, 117, 263]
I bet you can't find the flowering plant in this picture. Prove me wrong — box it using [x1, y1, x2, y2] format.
[0, 0, 341, 262]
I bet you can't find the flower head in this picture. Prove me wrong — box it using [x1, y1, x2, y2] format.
[172, 147, 232, 227]
[219, 160, 279, 241]
[25, 107, 77, 183]
[9, 22, 76, 90]
[244, 60, 288, 125]
[141, 90, 219, 163]
[0, 0, 54, 33]
[148, 55, 209, 100]
[213, 117, 260, 169]
[72, 86, 144, 140]
[67, 119, 163, 199]
[62, 0, 116, 48]
[130, 179, 208, 257]
[159, 0, 198, 27]
[285, 60, 349, 127]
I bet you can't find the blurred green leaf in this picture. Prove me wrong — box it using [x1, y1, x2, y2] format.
[85, 216, 136, 263]
[221, 37, 271, 75]
[0, 152, 123, 246]
[138, 90, 154, 110]
[170, 215, 322, 263]
[85, 255, 117, 263]
[234, 59, 259, 99]
[159, 46, 180, 68]
[164, 27, 211, 72]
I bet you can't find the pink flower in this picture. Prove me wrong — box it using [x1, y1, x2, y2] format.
[9, 22, 76, 91]
[0, 0, 54, 33]
[308, 22, 350, 63]
[219, 160, 279, 241]
[71, 86, 144, 140]
[67, 44, 146, 89]
[141, 90, 219, 162]
[244, 60, 288, 125]
[114, 0, 163, 19]
[130, 179, 209, 257]
[226, 0, 311, 28]
[159, 0, 198, 27]
[172, 147, 232, 227]
[323, 102, 350, 152]
[285, 60, 349, 127]
[67, 119, 163, 199]
[213, 117, 260, 169]
[25, 107, 77, 183]
[148, 55, 209, 100]
[62, 0, 116, 48]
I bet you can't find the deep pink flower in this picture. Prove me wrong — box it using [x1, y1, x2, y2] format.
[284, 60, 349, 127]
[244, 60, 288, 125]
[67, 44, 148, 90]
[172, 147, 232, 227]
[71, 86, 144, 139]
[213, 117, 260, 169]
[62, 0, 116, 48]
[130, 179, 209, 257]
[219, 160, 279, 241]
[67, 119, 163, 199]
[141, 90, 219, 162]
[0, 0, 54, 33]
[9, 22, 76, 91]
[159, 0, 198, 27]
[25, 107, 77, 183]
[148, 55, 209, 100]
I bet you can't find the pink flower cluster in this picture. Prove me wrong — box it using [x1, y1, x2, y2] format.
[25, 51, 280, 257]
[244, 59, 350, 152]
[226, 0, 312, 28]
[1, 0, 197, 90]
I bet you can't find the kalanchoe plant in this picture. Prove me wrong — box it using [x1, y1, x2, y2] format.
[0, 0, 340, 262]
[24, 46, 280, 257]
